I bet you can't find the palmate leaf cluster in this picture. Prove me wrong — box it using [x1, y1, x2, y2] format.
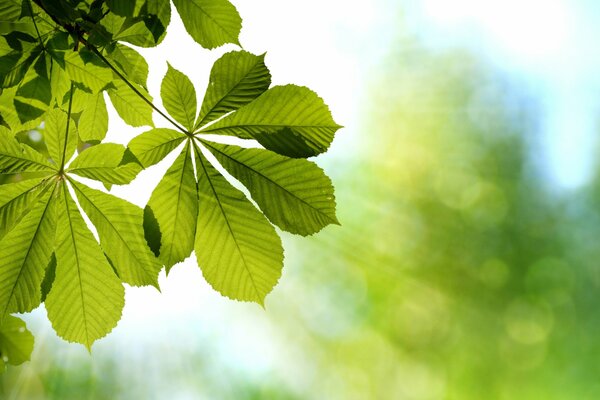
[0, 0, 341, 367]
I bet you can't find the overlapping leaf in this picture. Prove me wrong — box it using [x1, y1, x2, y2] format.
[128, 50, 340, 304]
[0, 105, 157, 350]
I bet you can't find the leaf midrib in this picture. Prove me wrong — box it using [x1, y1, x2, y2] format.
[201, 141, 336, 223]
[185, 0, 238, 40]
[196, 149, 261, 299]
[62, 183, 90, 348]
[1, 182, 53, 319]
[162, 142, 193, 266]
[195, 57, 264, 130]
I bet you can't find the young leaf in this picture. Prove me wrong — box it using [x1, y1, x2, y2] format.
[45, 183, 124, 349]
[0, 184, 56, 320]
[108, 80, 154, 128]
[44, 108, 77, 167]
[146, 142, 198, 271]
[0, 315, 34, 371]
[172, 0, 242, 49]
[202, 141, 339, 236]
[78, 92, 108, 142]
[195, 149, 283, 304]
[68, 143, 142, 185]
[127, 128, 186, 168]
[0, 130, 55, 174]
[71, 180, 162, 288]
[199, 85, 341, 158]
[161, 64, 197, 132]
[196, 51, 271, 129]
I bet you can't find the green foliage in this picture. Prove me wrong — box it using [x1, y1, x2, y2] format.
[0, 315, 34, 371]
[0, 0, 340, 369]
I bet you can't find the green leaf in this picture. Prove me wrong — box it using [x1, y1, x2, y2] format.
[195, 149, 283, 304]
[0, 178, 48, 241]
[108, 80, 154, 127]
[161, 64, 197, 131]
[78, 92, 108, 142]
[63, 50, 113, 93]
[106, 0, 137, 17]
[0, 315, 34, 370]
[115, 0, 171, 48]
[44, 108, 77, 167]
[172, 0, 242, 49]
[196, 51, 271, 129]
[200, 85, 342, 158]
[0, 130, 55, 174]
[68, 143, 142, 185]
[127, 128, 186, 168]
[45, 183, 124, 349]
[0, 43, 40, 89]
[203, 141, 339, 235]
[0, 2, 22, 22]
[71, 180, 162, 288]
[0, 183, 55, 320]
[14, 57, 52, 124]
[106, 43, 149, 88]
[146, 142, 198, 271]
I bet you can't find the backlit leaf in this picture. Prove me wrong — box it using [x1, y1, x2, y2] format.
[108, 79, 154, 127]
[172, 0, 241, 49]
[146, 142, 197, 270]
[68, 143, 142, 185]
[200, 85, 341, 158]
[195, 148, 283, 304]
[203, 141, 339, 235]
[196, 51, 271, 129]
[0, 183, 55, 320]
[127, 128, 186, 168]
[45, 183, 124, 349]
[71, 180, 162, 287]
[161, 64, 196, 131]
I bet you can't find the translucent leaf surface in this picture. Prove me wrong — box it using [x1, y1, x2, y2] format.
[172, 0, 241, 49]
[196, 51, 271, 129]
[200, 85, 341, 158]
[161, 64, 197, 131]
[45, 183, 124, 349]
[195, 148, 283, 304]
[146, 142, 198, 271]
[71, 180, 162, 287]
[203, 141, 339, 235]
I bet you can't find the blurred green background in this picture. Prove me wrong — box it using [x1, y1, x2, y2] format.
[3, 1, 600, 399]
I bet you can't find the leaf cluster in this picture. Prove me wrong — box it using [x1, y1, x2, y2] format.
[0, 0, 341, 362]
